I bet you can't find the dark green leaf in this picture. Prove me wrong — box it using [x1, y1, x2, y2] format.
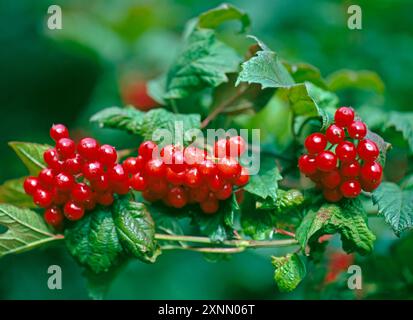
[164, 28, 241, 100]
[65, 207, 123, 274]
[244, 156, 282, 201]
[387, 112, 413, 152]
[0, 204, 61, 257]
[296, 199, 375, 255]
[272, 253, 306, 292]
[241, 209, 275, 240]
[9, 142, 51, 175]
[236, 36, 294, 89]
[198, 3, 250, 32]
[0, 177, 35, 208]
[283, 62, 328, 89]
[326, 69, 385, 94]
[112, 197, 161, 263]
[256, 189, 304, 211]
[372, 182, 413, 236]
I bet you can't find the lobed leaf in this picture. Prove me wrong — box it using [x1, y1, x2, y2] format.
[272, 253, 306, 292]
[387, 111, 413, 153]
[198, 3, 251, 32]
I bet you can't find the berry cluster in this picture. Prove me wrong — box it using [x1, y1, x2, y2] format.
[24, 124, 125, 226]
[128, 137, 249, 214]
[298, 107, 383, 202]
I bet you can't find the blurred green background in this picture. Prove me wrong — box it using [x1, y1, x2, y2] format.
[1, 0, 413, 299]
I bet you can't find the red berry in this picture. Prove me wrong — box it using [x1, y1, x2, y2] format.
[50, 124, 69, 142]
[184, 146, 205, 166]
[298, 154, 317, 175]
[215, 182, 232, 200]
[44, 148, 63, 171]
[145, 159, 165, 177]
[340, 180, 361, 198]
[217, 157, 241, 179]
[214, 139, 228, 158]
[340, 161, 360, 178]
[141, 189, 160, 202]
[326, 124, 345, 144]
[54, 172, 75, 191]
[107, 164, 128, 183]
[138, 141, 158, 160]
[167, 186, 188, 208]
[64, 154, 82, 175]
[23, 176, 39, 195]
[71, 183, 92, 203]
[348, 121, 367, 140]
[200, 198, 219, 214]
[336, 141, 357, 163]
[130, 173, 148, 191]
[38, 168, 55, 187]
[357, 139, 379, 162]
[165, 167, 185, 185]
[77, 138, 99, 160]
[334, 107, 355, 127]
[84, 198, 97, 211]
[147, 179, 167, 195]
[360, 178, 380, 192]
[56, 138, 76, 159]
[123, 157, 140, 175]
[188, 184, 209, 202]
[307, 171, 322, 183]
[44, 206, 64, 227]
[83, 161, 104, 180]
[90, 174, 110, 192]
[304, 133, 327, 154]
[112, 180, 130, 195]
[234, 167, 250, 186]
[323, 189, 343, 202]
[170, 150, 186, 173]
[316, 151, 337, 172]
[198, 159, 217, 177]
[360, 162, 383, 184]
[53, 191, 70, 205]
[184, 167, 202, 188]
[321, 169, 341, 189]
[227, 136, 246, 157]
[64, 200, 85, 220]
[33, 188, 53, 208]
[207, 173, 224, 192]
[99, 144, 117, 166]
[95, 192, 114, 206]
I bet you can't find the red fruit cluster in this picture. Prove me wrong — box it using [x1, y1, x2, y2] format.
[24, 124, 124, 227]
[298, 107, 383, 202]
[128, 137, 249, 214]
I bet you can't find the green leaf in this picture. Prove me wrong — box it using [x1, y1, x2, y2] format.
[365, 130, 391, 166]
[149, 204, 186, 246]
[147, 75, 166, 105]
[65, 207, 123, 274]
[112, 197, 160, 263]
[256, 189, 304, 211]
[0, 204, 61, 258]
[236, 36, 294, 89]
[283, 62, 328, 89]
[372, 182, 413, 236]
[9, 142, 51, 175]
[244, 156, 282, 201]
[296, 199, 375, 255]
[272, 253, 306, 292]
[326, 69, 385, 94]
[242, 209, 275, 240]
[197, 3, 250, 32]
[387, 112, 413, 152]
[91, 107, 201, 143]
[0, 177, 35, 208]
[164, 28, 241, 100]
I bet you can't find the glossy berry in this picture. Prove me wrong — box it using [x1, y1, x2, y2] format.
[148, 179, 168, 195]
[165, 167, 185, 185]
[83, 161, 104, 180]
[77, 138, 99, 160]
[64, 155, 82, 175]
[33, 188, 53, 208]
[348, 121, 367, 140]
[340, 161, 360, 178]
[145, 159, 165, 177]
[357, 139, 379, 161]
[360, 162, 383, 184]
[217, 157, 241, 179]
[23, 176, 39, 195]
[54, 172, 75, 192]
[167, 186, 188, 208]
[298, 154, 317, 175]
[340, 180, 361, 198]
[188, 185, 209, 202]
[321, 169, 341, 189]
[304, 133, 327, 154]
[38, 168, 55, 187]
[323, 188, 343, 203]
[227, 136, 246, 157]
[326, 124, 345, 144]
[50, 124, 69, 142]
[360, 178, 380, 192]
[207, 174, 224, 192]
[169, 150, 186, 172]
[335, 141, 357, 163]
[130, 173, 148, 191]
[123, 157, 140, 175]
[234, 167, 250, 186]
[316, 151, 337, 172]
[184, 167, 202, 188]
[184, 146, 205, 165]
[334, 107, 354, 127]
[214, 139, 228, 158]
[215, 182, 232, 200]
[56, 138, 76, 159]
[107, 164, 128, 182]
[53, 191, 70, 205]
[44, 148, 62, 171]
[139, 141, 158, 160]
[111, 180, 130, 195]
[99, 144, 117, 166]
[90, 174, 110, 192]
[71, 183, 92, 203]
[198, 159, 217, 177]
[44, 206, 64, 227]
[95, 192, 114, 206]
[64, 200, 85, 220]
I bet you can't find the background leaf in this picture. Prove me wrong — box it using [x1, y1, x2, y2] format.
[0, 177, 35, 208]
[198, 3, 250, 32]
[326, 69, 385, 94]
[387, 112, 413, 152]
[8, 142, 51, 175]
